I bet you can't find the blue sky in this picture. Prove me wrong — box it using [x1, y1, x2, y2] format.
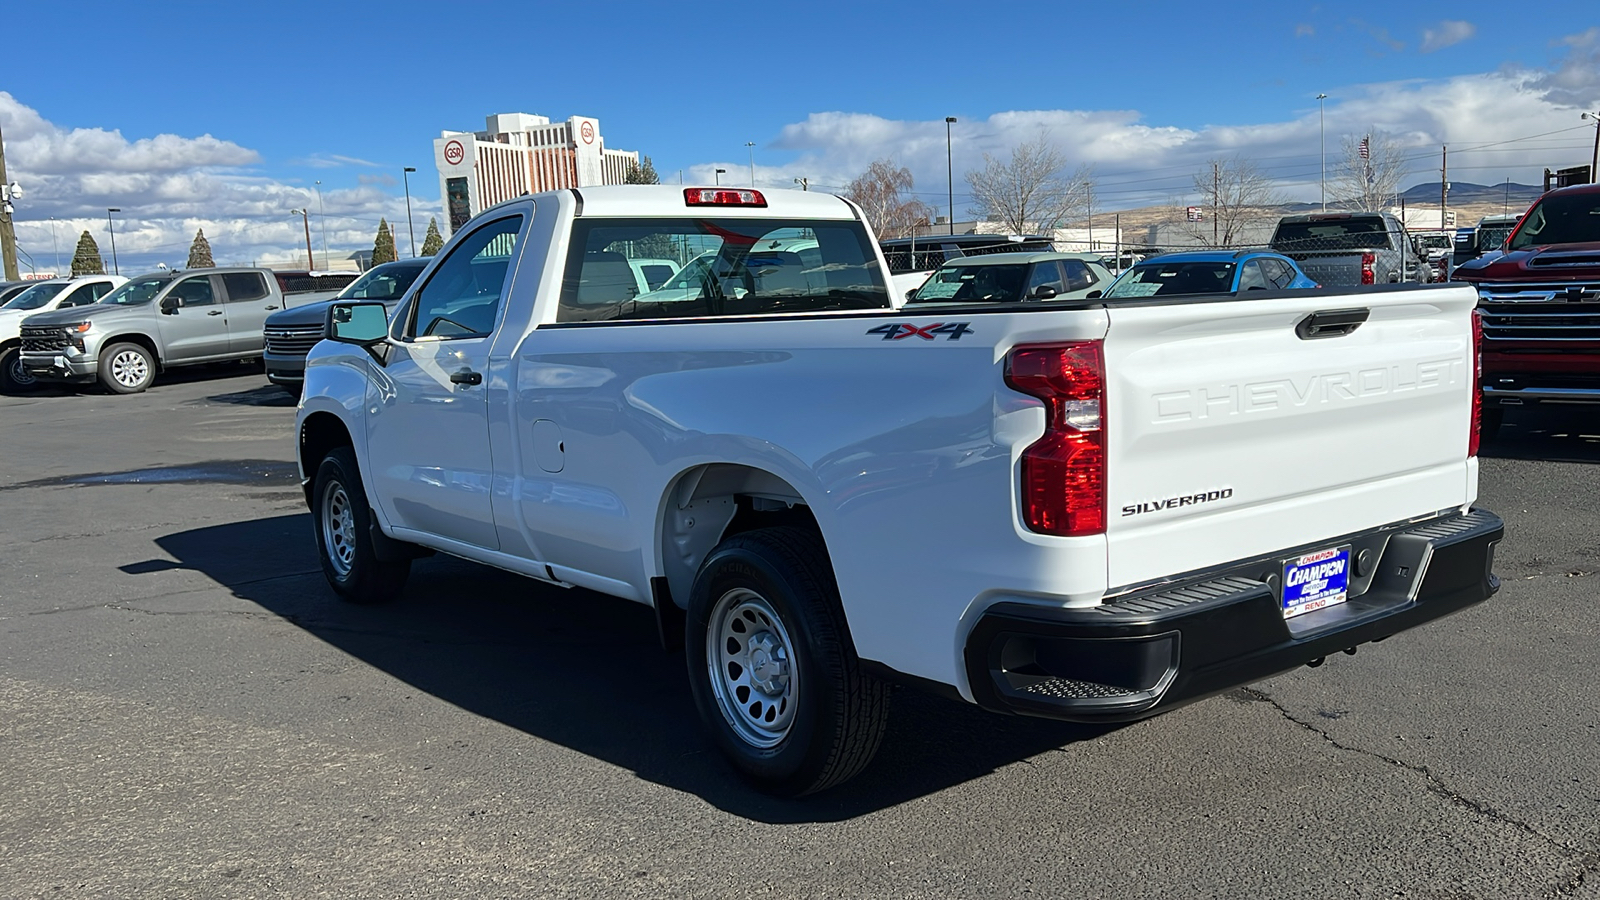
[2, 0, 1597, 272]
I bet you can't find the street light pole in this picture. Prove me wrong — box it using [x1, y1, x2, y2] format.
[1584, 112, 1600, 184]
[402, 167, 418, 257]
[714, 168, 726, 186]
[105, 208, 120, 275]
[1316, 93, 1328, 212]
[744, 142, 755, 187]
[945, 117, 957, 235]
[290, 209, 313, 271]
[49, 216, 59, 273]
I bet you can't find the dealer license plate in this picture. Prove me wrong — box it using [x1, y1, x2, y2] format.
[1281, 545, 1352, 619]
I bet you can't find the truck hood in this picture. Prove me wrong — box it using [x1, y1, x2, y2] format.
[1453, 241, 1600, 283]
[21, 303, 149, 328]
[267, 297, 399, 328]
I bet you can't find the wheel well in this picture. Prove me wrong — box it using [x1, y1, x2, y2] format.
[659, 464, 822, 611]
[298, 412, 353, 505]
[100, 333, 162, 369]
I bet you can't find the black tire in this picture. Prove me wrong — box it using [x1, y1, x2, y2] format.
[1480, 407, 1504, 443]
[311, 447, 410, 604]
[0, 345, 38, 395]
[686, 526, 889, 796]
[97, 342, 156, 394]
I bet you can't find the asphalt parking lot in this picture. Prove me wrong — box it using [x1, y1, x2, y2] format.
[1, 368, 1597, 899]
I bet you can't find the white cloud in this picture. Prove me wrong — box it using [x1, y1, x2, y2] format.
[1421, 20, 1476, 53]
[1529, 27, 1600, 107]
[1294, 23, 1315, 38]
[0, 92, 435, 273]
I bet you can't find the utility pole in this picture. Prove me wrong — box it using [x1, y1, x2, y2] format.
[945, 117, 957, 236]
[0, 119, 19, 281]
[1440, 145, 1449, 233]
[1212, 161, 1220, 246]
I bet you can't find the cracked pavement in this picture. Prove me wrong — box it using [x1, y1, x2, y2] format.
[1, 370, 1598, 899]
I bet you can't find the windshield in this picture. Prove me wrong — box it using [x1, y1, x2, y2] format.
[1273, 218, 1390, 251]
[99, 276, 172, 306]
[1507, 194, 1600, 250]
[558, 218, 888, 323]
[336, 264, 425, 302]
[2, 282, 69, 311]
[1102, 262, 1236, 298]
[909, 264, 1027, 303]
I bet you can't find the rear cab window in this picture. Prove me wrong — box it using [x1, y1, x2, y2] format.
[557, 219, 889, 323]
[1273, 217, 1391, 251]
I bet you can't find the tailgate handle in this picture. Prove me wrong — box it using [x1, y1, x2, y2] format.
[1296, 307, 1369, 340]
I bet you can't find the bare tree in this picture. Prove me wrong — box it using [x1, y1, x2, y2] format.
[964, 134, 1092, 235]
[844, 159, 932, 239]
[1178, 156, 1283, 247]
[1332, 130, 1407, 212]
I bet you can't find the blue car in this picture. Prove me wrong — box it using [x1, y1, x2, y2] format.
[1102, 250, 1319, 298]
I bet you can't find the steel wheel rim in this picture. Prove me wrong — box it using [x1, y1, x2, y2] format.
[110, 349, 149, 388]
[8, 355, 33, 386]
[321, 480, 356, 578]
[706, 587, 799, 748]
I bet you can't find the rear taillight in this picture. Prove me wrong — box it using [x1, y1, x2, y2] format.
[1360, 252, 1376, 285]
[1005, 342, 1106, 536]
[684, 188, 767, 207]
[1469, 309, 1483, 457]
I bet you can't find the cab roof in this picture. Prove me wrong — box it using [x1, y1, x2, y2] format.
[484, 185, 861, 220]
[938, 250, 1105, 267]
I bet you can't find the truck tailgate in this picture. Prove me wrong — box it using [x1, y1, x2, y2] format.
[1101, 286, 1477, 589]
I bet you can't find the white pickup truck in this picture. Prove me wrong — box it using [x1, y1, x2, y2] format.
[296, 185, 1503, 796]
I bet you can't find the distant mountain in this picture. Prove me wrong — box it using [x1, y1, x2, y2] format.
[1398, 181, 1542, 204]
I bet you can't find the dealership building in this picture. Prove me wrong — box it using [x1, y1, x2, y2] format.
[433, 112, 641, 235]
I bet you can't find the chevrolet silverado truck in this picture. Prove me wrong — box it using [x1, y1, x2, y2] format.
[1451, 184, 1600, 435]
[20, 267, 287, 394]
[1270, 211, 1429, 286]
[296, 185, 1502, 795]
[264, 259, 430, 394]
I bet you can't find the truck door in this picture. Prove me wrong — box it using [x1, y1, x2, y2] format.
[219, 271, 278, 353]
[155, 274, 232, 361]
[364, 213, 525, 551]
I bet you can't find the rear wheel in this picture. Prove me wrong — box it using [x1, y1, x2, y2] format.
[311, 447, 410, 604]
[686, 526, 889, 796]
[0, 345, 38, 394]
[97, 342, 156, 394]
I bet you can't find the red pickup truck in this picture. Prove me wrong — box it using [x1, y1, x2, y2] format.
[1451, 183, 1600, 435]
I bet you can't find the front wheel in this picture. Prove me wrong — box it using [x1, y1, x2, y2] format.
[0, 345, 38, 394]
[311, 447, 410, 604]
[686, 526, 889, 796]
[97, 342, 156, 394]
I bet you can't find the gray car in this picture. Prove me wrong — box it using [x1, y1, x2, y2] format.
[906, 251, 1113, 304]
[19, 267, 287, 394]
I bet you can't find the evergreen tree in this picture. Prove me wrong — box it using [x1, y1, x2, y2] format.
[420, 218, 444, 255]
[624, 155, 660, 185]
[70, 231, 105, 276]
[186, 229, 215, 268]
[371, 218, 397, 266]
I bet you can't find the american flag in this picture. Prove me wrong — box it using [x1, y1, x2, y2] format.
[1359, 136, 1370, 160]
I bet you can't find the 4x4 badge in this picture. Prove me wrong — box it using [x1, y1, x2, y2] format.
[866, 322, 974, 341]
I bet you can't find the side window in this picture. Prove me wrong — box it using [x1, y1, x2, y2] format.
[1266, 259, 1296, 288]
[171, 277, 216, 306]
[1060, 260, 1095, 293]
[57, 284, 98, 308]
[1026, 262, 1065, 297]
[405, 215, 523, 340]
[1238, 261, 1269, 291]
[91, 281, 115, 301]
[222, 272, 270, 303]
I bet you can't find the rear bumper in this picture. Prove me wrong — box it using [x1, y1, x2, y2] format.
[964, 509, 1503, 723]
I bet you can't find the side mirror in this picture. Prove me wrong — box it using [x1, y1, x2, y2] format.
[328, 301, 389, 345]
[1085, 290, 1103, 300]
[160, 296, 183, 314]
[1030, 285, 1058, 300]
[906, 289, 918, 301]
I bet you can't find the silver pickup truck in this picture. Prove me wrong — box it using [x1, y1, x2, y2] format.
[19, 267, 287, 394]
[1270, 212, 1430, 286]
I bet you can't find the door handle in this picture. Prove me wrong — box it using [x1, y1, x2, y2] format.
[207, 310, 223, 316]
[265, 305, 279, 311]
[1296, 308, 1369, 340]
[450, 369, 483, 386]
